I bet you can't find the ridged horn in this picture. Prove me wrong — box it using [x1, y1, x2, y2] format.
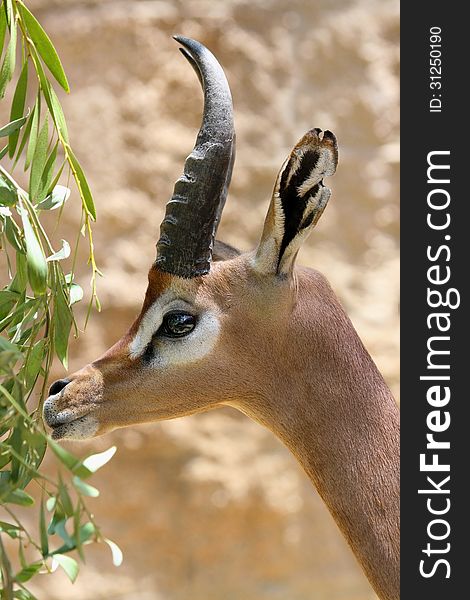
[155, 36, 235, 278]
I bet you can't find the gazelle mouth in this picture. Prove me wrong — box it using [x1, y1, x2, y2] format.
[43, 397, 99, 441]
[48, 413, 99, 441]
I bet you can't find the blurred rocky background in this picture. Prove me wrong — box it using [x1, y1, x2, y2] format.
[4, 0, 399, 598]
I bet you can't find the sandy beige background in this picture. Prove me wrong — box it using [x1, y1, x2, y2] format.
[4, 0, 399, 598]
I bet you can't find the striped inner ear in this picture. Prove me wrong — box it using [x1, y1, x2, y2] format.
[278, 129, 338, 262]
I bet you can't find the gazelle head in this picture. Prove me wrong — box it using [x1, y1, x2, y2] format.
[43, 36, 338, 441]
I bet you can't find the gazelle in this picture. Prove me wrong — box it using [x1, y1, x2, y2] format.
[44, 36, 400, 600]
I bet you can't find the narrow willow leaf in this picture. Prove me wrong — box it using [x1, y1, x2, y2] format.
[0, 114, 28, 137]
[24, 338, 47, 389]
[72, 476, 99, 498]
[53, 285, 72, 368]
[46, 239, 70, 262]
[49, 84, 69, 143]
[69, 282, 83, 305]
[58, 477, 74, 517]
[9, 252, 28, 293]
[48, 439, 93, 479]
[104, 538, 123, 567]
[0, 290, 19, 313]
[29, 117, 49, 202]
[82, 446, 116, 473]
[0, 337, 21, 366]
[0, 177, 16, 206]
[37, 184, 70, 211]
[29, 45, 54, 119]
[18, 2, 70, 92]
[20, 207, 47, 295]
[66, 145, 96, 220]
[47, 509, 65, 536]
[39, 498, 49, 556]
[8, 60, 28, 156]
[15, 561, 43, 583]
[0, 13, 16, 98]
[3, 489, 34, 506]
[0, 5, 6, 57]
[14, 105, 34, 164]
[79, 522, 96, 544]
[5, 218, 24, 253]
[52, 554, 79, 583]
[0, 143, 8, 159]
[0, 520, 20, 539]
[25, 99, 39, 171]
[14, 590, 37, 600]
[36, 141, 58, 203]
[10, 426, 23, 482]
[53, 521, 96, 558]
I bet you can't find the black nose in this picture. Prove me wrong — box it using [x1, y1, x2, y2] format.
[49, 379, 70, 396]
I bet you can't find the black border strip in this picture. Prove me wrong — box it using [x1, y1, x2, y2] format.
[401, 3, 467, 598]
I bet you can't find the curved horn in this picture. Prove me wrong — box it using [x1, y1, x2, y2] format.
[155, 36, 235, 278]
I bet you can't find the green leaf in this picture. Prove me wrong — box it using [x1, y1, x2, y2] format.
[18, 1, 70, 92]
[39, 498, 49, 556]
[49, 84, 69, 143]
[0, 176, 17, 206]
[25, 99, 39, 171]
[24, 338, 47, 389]
[0, 143, 8, 159]
[48, 439, 93, 479]
[69, 282, 83, 305]
[0, 5, 6, 58]
[54, 521, 97, 558]
[0, 12, 16, 98]
[37, 184, 70, 211]
[0, 520, 21, 538]
[53, 554, 79, 583]
[14, 591, 38, 600]
[47, 238, 70, 262]
[9, 253, 28, 293]
[29, 116, 49, 202]
[5, 219, 24, 253]
[105, 538, 123, 567]
[0, 115, 28, 138]
[72, 476, 99, 497]
[53, 285, 72, 368]
[13, 107, 33, 165]
[46, 496, 56, 512]
[14, 591, 37, 600]
[0, 338, 21, 354]
[15, 561, 43, 583]
[36, 140, 58, 203]
[58, 476, 74, 517]
[79, 521, 96, 544]
[3, 488, 34, 506]
[0, 290, 19, 322]
[8, 60, 28, 156]
[20, 207, 48, 295]
[66, 145, 96, 220]
[82, 446, 116, 473]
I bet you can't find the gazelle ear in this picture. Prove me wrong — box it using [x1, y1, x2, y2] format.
[253, 129, 338, 276]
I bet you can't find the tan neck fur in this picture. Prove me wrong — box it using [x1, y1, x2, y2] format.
[232, 269, 400, 600]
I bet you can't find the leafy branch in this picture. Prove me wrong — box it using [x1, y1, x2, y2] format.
[1, 1, 119, 597]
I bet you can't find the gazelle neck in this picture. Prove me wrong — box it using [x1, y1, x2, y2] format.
[234, 269, 400, 600]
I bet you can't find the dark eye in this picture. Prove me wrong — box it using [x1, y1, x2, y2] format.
[159, 311, 196, 338]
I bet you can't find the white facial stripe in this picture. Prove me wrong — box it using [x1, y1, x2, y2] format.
[129, 295, 220, 366]
[152, 310, 220, 367]
[129, 291, 177, 358]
